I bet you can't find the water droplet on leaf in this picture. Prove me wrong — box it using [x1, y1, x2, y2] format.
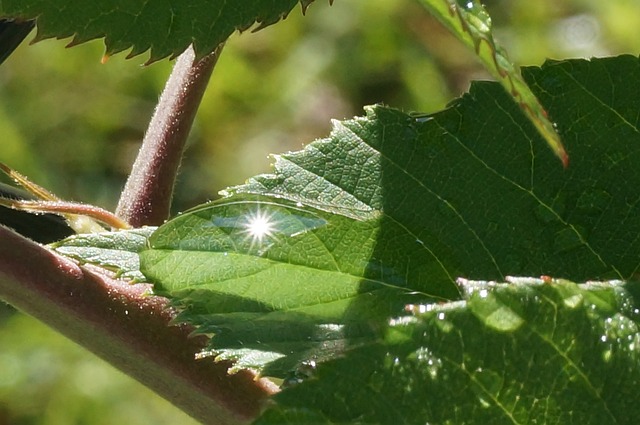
[205, 201, 328, 255]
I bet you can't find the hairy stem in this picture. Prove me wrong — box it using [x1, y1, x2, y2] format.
[0, 225, 278, 424]
[116, 44, 223, 227]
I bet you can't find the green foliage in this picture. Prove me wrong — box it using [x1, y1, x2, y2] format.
[1, 1, 631, 209]
[141, 194, 458, 376]
[136, 55, 640, 395]
[228, 56, 640, 283]
[51, 227, 156, 281]
[0, 0, 565, 160]
[3, 1, 640, 423]
[256, 278, 640, 424]
[0, 0, 315, 62]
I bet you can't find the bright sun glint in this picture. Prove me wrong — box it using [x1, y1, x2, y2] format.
[243, 209, 276, 244]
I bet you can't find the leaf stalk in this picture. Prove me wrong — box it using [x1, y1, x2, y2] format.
[116, 44, 224, 226]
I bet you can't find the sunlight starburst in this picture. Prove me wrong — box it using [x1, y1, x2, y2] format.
[241, 208, 279, 250]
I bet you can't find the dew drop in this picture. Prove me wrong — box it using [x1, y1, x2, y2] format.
[478, 397, 491, 408]
[281, 360, 318, 388]
[410, 112, 433, 124]
[464, 1, 492, 33]
[206, 201, 327, 255]
[414, 348, 442, 379]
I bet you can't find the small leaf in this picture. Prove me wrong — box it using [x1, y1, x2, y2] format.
[51, 227, 156, 281]
[0, 0, 317, 62]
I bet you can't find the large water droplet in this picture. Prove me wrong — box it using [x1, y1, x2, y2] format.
[204, 201, 328, 255]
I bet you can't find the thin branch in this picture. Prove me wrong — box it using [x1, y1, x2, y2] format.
[0, 198, 131, 230]
[116, 44, 224, 227]
[0, 225, 278, 424]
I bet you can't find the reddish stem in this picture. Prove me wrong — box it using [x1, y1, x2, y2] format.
[0, 225, 277, 424]
[0, 42, 279, 424]
[116, 44, 223, 227]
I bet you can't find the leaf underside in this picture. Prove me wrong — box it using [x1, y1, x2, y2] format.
[0, 0, 316, 62]
[52, 227, 156, 281]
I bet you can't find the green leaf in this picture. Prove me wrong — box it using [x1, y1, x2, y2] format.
[142, 55, 640, 378]
[141, 196, 458, 375]
[416, 0, 567, 165]
[230, 57, 640, 282]
[255, 279, 640, 424]
[0, 0, 315, 62]
[51, 227, 156, 281]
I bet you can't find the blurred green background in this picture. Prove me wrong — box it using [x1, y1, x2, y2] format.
[0, 0, 639, 423]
